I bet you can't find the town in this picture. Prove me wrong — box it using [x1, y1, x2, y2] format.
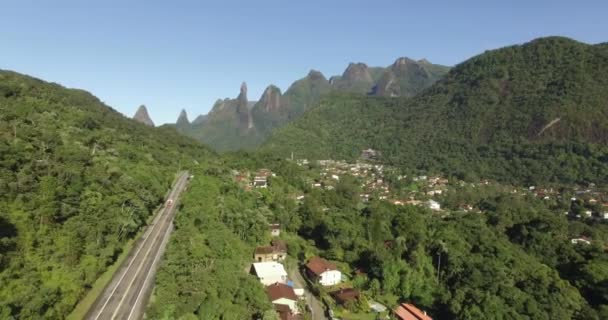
[228, 148, 608, 319]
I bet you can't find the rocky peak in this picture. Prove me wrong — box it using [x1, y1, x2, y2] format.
[132, 104, 154, 126]
[307, 69, 326, 81]
[192, 114, 208, 125]
[342, 62, 372, 83]
[176, 109, 190, 127]
[258, 85, 282, 112]
[238, 82, 248, 101]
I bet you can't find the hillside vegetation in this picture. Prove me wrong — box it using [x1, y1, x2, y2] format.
[0, 70, 210, 319]
[262, 37, 608, 185]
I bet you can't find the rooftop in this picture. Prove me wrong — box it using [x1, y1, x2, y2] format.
[305, 256, 337, 276]
[252, 262, 287, 278]
[394, 303, 432, 320]
[267, 282, 298, 301]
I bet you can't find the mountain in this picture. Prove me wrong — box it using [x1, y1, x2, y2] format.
[132, 104, 155, 126]
[176, 109, 190, 128]
[262, 37, 608, 185]
[192, 114, 208, 125]
[174, 83, 262, 151]
[175, 58, 449, 151]
[329, 63, 383, 94]
[0, 69, 212, 318]
[374, 57, 451, 97]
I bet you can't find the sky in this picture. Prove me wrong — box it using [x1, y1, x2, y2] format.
[1, 0, 607, 124]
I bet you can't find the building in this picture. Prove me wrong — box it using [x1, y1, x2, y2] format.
[251, 262, 288, 285]
[331, 288, 360, 305]
[266, 282, 299, 313]
[426, 200, 441, 211]
[273, 304, 298, 320]
[393, 303, 433, 320]
[254, 240, 287, 262]
[254, 176, 268, 188]
[305, 256, 342, 286]
[269, 223, 281, 237]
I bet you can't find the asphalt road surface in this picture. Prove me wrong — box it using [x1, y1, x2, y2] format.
[86, 172, 189, 320]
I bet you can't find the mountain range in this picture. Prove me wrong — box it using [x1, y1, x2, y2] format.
[163, 57, 450, 151]
[262, 37, 608, 185]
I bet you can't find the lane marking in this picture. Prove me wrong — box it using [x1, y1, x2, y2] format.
[126, 220, 174, 320]
[110, 177, 186, 319]
[92, 174, 186, 320]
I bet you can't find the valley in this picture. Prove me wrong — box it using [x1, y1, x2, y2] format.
[0, 9, 607, 319]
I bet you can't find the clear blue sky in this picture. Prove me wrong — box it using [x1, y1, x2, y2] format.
[1, 0, 607, 124]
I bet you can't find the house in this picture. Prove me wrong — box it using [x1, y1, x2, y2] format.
[393, 303, 433, 320]
[251, 262, 288, 285]
[426, 200, 441, 211]
[269, 223, 281, 237]
[254, 176, 268, 188]
[254, 240, 287, 262]
[305, 256, 342, 286]
[266, 282, 299, 313]
[331, 288, 360, 305]
[273, 304, 298, 320]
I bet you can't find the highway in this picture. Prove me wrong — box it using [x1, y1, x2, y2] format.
[86, 172, 190, 320]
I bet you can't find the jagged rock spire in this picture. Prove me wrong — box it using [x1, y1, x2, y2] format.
[132, 105, 155, 126]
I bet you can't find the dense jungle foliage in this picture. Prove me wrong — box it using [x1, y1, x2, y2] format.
[0, 70, 210, 319]
[262, 37, 608, 186]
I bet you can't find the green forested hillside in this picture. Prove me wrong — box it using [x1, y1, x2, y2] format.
[0, 70, 210, 318]
[147, 168, 274, 319]
[262, 37, 608, 185]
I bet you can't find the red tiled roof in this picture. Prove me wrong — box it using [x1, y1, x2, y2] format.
[266, 282, 298, 301]
[305, 256, 337, 276]
[393, 303, 432, 320]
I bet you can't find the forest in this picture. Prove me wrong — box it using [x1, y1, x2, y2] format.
[262, 37, 608, 186]
[0, 70, 210, 319]
[146, 152, 607, 319]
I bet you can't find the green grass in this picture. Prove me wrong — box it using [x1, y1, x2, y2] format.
[334, 309, 380, 320]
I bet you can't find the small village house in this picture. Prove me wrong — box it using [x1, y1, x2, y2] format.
[266, 282, 299, 313]
[269, 223, 281, 237]
[251, 262, 288, 286]
[393, 303, 433, 320]
[273, 304, 298, 320]
[254, 240, 287, 262]
[305, 256, 342, 286]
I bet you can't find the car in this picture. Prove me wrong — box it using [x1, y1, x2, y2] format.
[166, 199, 173, 207]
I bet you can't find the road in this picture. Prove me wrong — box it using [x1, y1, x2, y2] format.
[86, 172, 190, 320]
[287, 264, 328, 320]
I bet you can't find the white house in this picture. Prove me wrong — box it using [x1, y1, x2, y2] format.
[305, 257, 342, 286]
[251, 262, 288, 286]
[427, 200, 441, 211]
[266, 282, 299, 313]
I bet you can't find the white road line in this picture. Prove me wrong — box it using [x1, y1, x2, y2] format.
[126, 220, 174, 320]
[92, 207, 168, 320]
[110, 192, 179, 319]
[92, 174, 186, 320]
[110, 176, 186, 319]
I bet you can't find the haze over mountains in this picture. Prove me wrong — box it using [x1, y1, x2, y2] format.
[158, 57, 450, 151]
